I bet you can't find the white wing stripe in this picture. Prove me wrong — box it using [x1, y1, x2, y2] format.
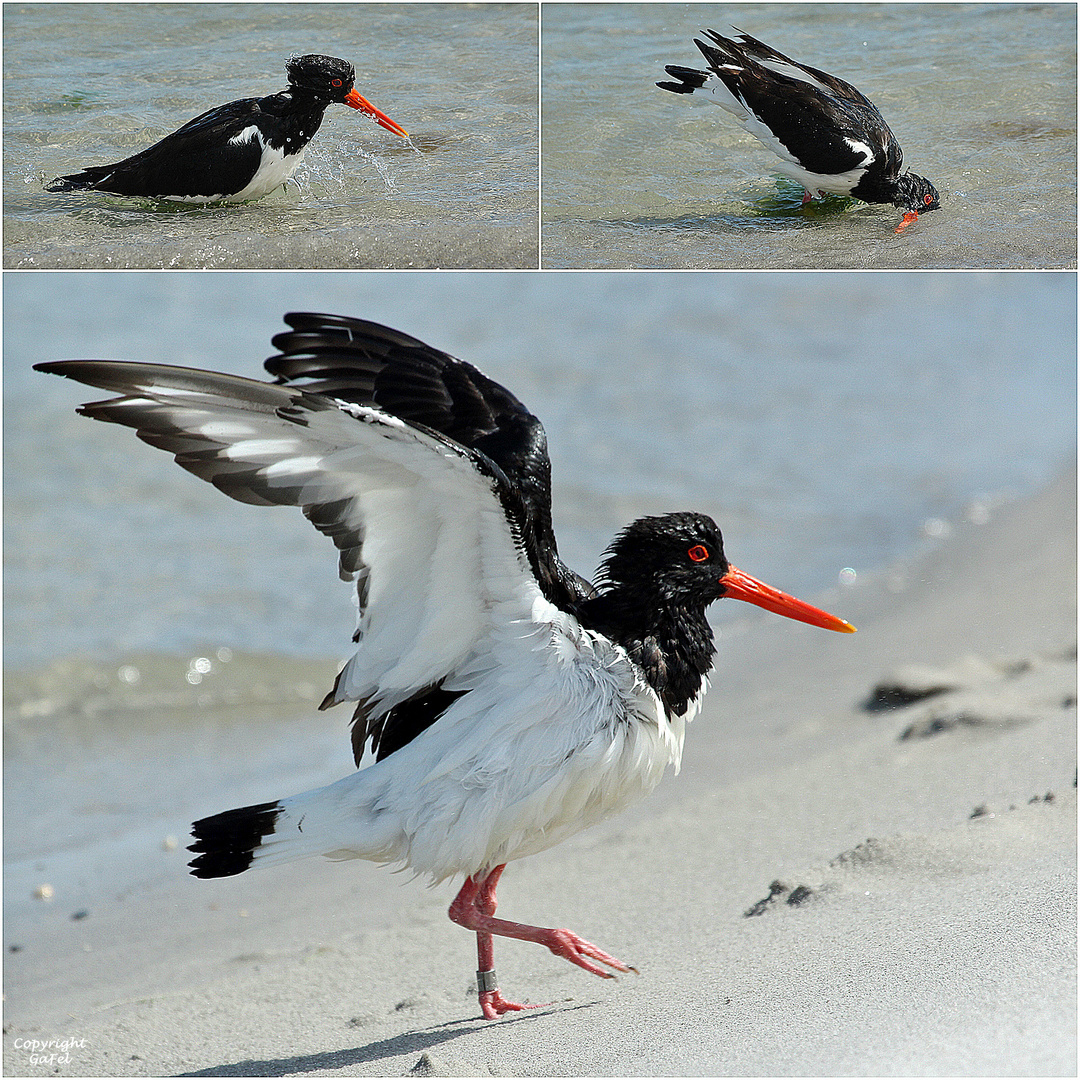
[262, 455, 324, 479]
[196, 419, 260, 439]
[91, 370, 541, 731]
[223, 438, 304, 460]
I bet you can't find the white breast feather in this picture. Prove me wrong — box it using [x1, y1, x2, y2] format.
[229, 136, 301, 203]
[262, 600, 686, 882]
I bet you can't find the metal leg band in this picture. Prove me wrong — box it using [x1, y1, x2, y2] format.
[476, 969, 498, 993]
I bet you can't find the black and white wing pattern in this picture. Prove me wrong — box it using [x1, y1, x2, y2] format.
[657, 28, 940, 216]
[35, 327, 587, 766]
[712, 30, 876, 106]
[264, 313, 594, 611]
[691, 30, 895, 182]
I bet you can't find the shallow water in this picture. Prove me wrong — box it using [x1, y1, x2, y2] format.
[3, 3, 538, 268]
[6, 271, 1075, 671]
[542, 3, 1077, 268]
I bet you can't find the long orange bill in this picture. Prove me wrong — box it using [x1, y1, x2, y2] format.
[720, 565, 856, 633]
[895, 211, 919, 234]
[344, 88, 409, 138]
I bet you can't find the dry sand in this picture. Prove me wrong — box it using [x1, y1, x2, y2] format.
[4, 466, 1075, 1076]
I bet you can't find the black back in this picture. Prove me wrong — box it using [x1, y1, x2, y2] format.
[44, 54, 358, 198]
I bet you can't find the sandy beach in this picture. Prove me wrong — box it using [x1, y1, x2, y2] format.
[4, 464, 1075, 1077]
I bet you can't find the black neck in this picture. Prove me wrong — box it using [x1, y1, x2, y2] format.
[577, 589, 715, 717]
[257, 88, 332, 151]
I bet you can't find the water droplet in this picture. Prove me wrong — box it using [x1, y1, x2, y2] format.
[921, 517, 950, 539]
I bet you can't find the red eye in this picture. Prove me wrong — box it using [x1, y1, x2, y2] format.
[924, 194, 933, 205]
[332, 78, 343, 87]
[688, 545, 709, 562]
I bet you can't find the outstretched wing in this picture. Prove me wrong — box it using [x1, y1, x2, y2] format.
[265, 313, 594, 610]
[35, 358, 560, 763]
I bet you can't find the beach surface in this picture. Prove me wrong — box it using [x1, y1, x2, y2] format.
[4, 465, 1075, 1076]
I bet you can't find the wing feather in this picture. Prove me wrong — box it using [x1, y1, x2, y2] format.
[36, 359, 545, 749]
[266, 313, 596, 610]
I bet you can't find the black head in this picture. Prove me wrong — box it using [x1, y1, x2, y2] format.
[284, 54, 408, 137]
[285, 54, 357, 103]
[893, 172, 940, 214]
[597, 512, 730, 609]
[598, 511, 856, 632]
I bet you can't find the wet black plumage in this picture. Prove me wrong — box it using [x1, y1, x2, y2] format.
[658, 29, 940, 216]
[46, 55, 406, 202]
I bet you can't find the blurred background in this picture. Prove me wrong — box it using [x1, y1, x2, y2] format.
[6, 270, 1075, 668]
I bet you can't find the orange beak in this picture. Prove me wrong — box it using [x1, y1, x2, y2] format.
[895, 211, 919, 234]
[344, 88, 409, 138]
[719, 565, 856, 633]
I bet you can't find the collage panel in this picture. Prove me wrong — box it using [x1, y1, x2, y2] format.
[542, 2, 1076, 268]
[5, 270, 1077, 1072]
[4, 3, 539, 268]
[2, 0, 1077, 1073]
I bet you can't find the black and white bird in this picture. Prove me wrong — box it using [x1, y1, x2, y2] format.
[37, 313, 855, 1019]
[45, 55, 408, 203]
[658, 29, 940, 229]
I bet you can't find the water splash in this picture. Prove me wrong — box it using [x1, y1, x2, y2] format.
[354, 145, 398, 193]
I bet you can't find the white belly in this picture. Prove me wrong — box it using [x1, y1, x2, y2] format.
[260, 618, 694, 883]
[228, 141, 303, 203]
[159, 126, 302, 204]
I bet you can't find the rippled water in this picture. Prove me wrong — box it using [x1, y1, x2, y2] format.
[3, 3, 538, 268]
[542, 3, 1077, 268]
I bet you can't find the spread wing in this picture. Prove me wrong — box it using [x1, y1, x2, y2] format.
[35, 355, 570, 764]
[265, 313, 594, 609]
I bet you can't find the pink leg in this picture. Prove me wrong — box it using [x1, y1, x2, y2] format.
[801, 188, 814, 205]
[448, 864, 635, 1019]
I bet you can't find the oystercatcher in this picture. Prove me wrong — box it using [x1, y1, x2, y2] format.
[45, 55, 408, 203]
[37, 313, 855, 1019]
[658, 29, 940, 230]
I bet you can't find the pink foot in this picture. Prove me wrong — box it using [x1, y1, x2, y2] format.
[530, 926, 634, 978]
[449, 865, 636, 1019]
[801, 189, 813, 205]
[479, 988, 547, 1019]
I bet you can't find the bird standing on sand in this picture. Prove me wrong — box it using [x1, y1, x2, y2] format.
[45, 55, 408, 203]
[658, 29, 940, 230]
[37, 313, 855, 1019]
